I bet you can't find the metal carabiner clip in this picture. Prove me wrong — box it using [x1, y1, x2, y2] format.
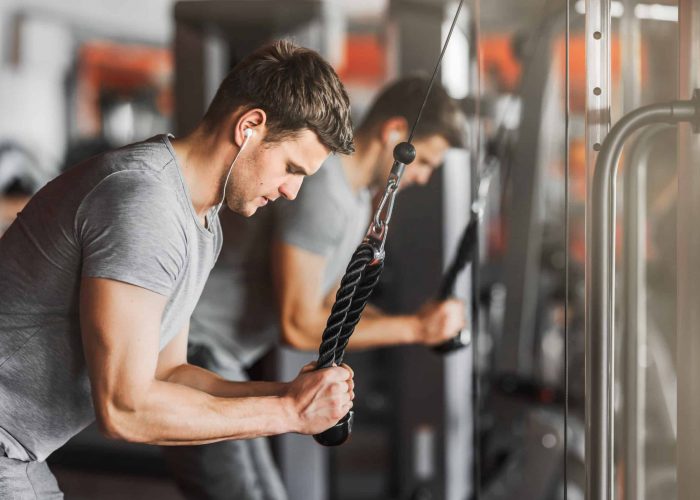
[362, 142, 416, 264]
[363, 175, 399, 264]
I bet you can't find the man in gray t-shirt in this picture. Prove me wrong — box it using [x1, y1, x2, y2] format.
[164, 76, 468, 500]
[0, 41, 356, 497]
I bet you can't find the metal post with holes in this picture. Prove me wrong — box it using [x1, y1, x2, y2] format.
[584, 1, 612, 498]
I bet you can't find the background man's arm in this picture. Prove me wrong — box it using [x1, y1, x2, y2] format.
[272, 241, 465, 351]
[80, 277, 353, 446]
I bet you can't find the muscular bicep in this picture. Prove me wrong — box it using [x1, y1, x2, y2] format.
[271, 240, 329, 349]
[80, 277, 166, 418]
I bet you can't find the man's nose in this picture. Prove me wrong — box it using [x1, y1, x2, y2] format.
[416, 168, 432, 186]
[279, 176, 304, 201]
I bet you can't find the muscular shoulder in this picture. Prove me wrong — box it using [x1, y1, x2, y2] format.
[78, 169, 182, 225]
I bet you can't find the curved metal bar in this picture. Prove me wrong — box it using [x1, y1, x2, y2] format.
[621, 124, 673, 500]
[587, 100, 697, 500]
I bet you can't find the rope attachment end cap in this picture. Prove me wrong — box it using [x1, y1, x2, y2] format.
[313, 411, 354, 446]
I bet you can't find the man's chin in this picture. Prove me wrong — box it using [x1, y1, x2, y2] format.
[241, 206, 258, 217]
[226, 202, 257, 218]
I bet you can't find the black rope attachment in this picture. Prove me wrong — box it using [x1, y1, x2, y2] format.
[313, 244, 384, 446]
[316, 244, 384, 369]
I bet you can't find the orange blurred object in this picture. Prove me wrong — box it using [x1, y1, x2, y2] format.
[77, 41, 173, 136]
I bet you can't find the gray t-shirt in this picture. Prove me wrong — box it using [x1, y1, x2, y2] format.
[189, 155, 370, 369]
[0, 135, 222, 462]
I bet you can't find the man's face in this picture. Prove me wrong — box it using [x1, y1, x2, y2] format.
[376, 134, 450, 190]
[226, 129, 330, 217]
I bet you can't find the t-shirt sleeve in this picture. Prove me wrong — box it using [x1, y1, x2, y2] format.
[272, 174, 345, 257]
[75, 171, 187, 296]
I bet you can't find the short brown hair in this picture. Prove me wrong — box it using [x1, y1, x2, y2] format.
[202, 40, 354, 155]
[358, 75, 465, 148]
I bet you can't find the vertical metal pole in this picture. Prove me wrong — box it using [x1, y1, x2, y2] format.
[677, 1, 700, 499]
[442, 5, 473, 499]
[619, 3, 643, 498]
[442, 149, 472, 500]
[585, 1, 612, 499]
[621, 132, 647, 500]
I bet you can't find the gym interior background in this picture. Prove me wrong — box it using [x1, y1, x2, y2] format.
[0, 0, 698, 499]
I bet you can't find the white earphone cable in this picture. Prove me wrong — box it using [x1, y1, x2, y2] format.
[214, 129, 253, 216]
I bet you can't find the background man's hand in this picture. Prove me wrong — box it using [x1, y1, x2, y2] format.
[284, 363, 354, 435]
[415, 298, 467, 345]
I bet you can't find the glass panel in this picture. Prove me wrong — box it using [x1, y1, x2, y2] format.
[470, 1, 572, 498]
[571, 1, 679, 499]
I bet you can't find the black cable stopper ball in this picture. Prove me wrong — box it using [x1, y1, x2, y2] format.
[312, 411, 354, 446]
[393, 142, 416, 165]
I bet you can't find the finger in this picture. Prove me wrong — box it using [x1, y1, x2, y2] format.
[326, 393, 351, 410]
[326, 381, 349, 396]
[340, 363, 354, 378]
[324, 366, 351, 382]
[300, 361, 317, 373]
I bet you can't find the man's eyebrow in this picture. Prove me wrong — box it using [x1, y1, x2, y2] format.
[288, 161, 311, 176]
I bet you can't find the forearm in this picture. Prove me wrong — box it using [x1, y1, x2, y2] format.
[100, 378, 296, 446]
[283, 305, 420, 351]
[164, 363, 287, 398]
[346, 312, 420, 349]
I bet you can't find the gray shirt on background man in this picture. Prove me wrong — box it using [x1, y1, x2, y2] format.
[0, 135, 222, 463]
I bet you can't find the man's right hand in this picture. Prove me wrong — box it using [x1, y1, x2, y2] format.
[415, 298, 467, 346]
[283, 363, 354, 435]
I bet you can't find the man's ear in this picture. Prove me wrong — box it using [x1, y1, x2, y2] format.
[379, 117, 409, 145]
[233, 108, 267, 147]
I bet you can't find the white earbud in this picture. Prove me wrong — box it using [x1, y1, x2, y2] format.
[244, 128, 254, 138]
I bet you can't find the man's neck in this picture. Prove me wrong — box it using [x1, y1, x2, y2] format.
[170, 126, 234, 217]
[340, 133, 381, 193]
